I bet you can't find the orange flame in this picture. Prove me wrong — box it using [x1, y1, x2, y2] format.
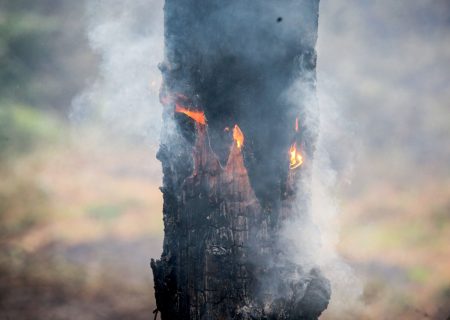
[289, 117, 303, 169]
[233, 125, 244, 149]
[175, 104, 206, 125]
[289, 143, 303, 169]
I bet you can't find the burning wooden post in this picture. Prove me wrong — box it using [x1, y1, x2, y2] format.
[151, 0, 330, 318]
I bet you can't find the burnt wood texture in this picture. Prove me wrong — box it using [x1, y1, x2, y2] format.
[151, 0, 331, 319]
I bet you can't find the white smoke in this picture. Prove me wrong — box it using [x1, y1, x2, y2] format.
[74, 0, 363, 314]
[71, 0, 164, 142]
[313, 76, 363, 314]
[283, 73, 363, 315]
[269, 36, 364, 310]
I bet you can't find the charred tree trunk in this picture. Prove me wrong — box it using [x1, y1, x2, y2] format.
[151, 1, 331, 319]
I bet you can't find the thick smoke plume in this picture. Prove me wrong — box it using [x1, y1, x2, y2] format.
[71, 0, 164, 141]
[73, 0, 362, 314]
[277, 67, 362, 315]
[307, 78, 362, 314]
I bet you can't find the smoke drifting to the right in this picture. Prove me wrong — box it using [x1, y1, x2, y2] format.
[75, 0, 450, 318]
[313, 1, 450, 318]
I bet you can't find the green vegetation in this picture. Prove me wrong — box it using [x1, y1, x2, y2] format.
[0, 103, 62, 237]
[0, 0, 94, 238]
[407, 266, 431, 284]
[88, 203, 127, 221]
[0, 12, 57, 103]
[0, 0, 96, 111]
[0, 103, 61, 160]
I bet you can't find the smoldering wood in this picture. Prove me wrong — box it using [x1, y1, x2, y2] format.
[151, 0, 331, 319]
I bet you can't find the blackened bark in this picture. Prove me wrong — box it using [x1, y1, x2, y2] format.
[151, 1, 330, 319]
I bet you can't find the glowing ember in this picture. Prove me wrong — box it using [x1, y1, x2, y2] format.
[233, 125, 244, 149]
[295, 117, 299, 132]
[175, 104, 206, 125]
[289, 143, 303, 169]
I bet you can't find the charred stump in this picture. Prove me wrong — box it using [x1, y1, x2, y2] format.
[151, 0, 331, 319]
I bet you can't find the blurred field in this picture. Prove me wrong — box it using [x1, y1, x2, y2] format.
[1, 0, 449, 319]
[1, 104, 449, 320]
[0, 105, 163, 319]
[323, 157, 450, 319]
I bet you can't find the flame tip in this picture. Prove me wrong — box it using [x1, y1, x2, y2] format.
[289, 142, 303, 169]
[233, 124, 244, 149]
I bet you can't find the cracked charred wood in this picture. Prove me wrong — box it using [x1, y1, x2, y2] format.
[151, 0, 331, 319]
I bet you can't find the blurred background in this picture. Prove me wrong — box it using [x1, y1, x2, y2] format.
[0, 0, 448, 319]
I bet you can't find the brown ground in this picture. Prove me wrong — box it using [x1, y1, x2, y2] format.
[0, 125, 449, 319]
